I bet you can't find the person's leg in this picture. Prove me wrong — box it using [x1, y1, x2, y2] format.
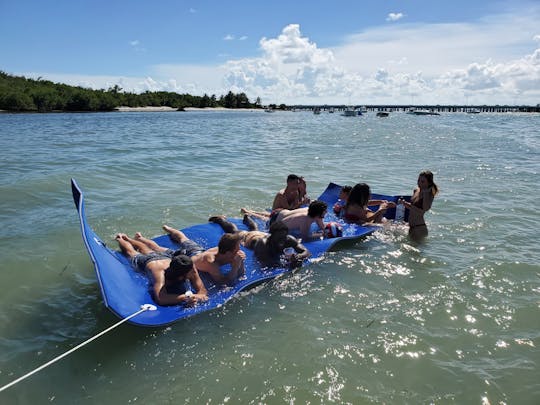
[163, 224, 189, 243]
[133, 232, 169, 252]
[242, 214, 258, 231]
[118, 233, 155, 254]
[240, 208, 270, 220]
[116, 234, 139, 258]
[209, 215, 239, 233]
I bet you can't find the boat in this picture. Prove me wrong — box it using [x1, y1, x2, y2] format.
[341, 107, 357, 117]
[466, 108, 481, 114]
[264, 108, 275, 113]
[72, 179, 409, 326]
[360, 106, 368, 114]
[313, 107, 321, 115]
[406, 108, 440, 116]
[376, 112, 389, 117]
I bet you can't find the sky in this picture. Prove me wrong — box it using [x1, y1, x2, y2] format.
[1, 0, 539, 105]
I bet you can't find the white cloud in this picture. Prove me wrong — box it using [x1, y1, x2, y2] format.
[25, 6, 540, 105]
[239, 36, 248, 41]
[129, 39, 146, 53]
[386, 13, 404, 22]
[223, 34, 235, 41]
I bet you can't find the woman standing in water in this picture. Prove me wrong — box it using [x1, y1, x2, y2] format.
[399, 170, 438, 240]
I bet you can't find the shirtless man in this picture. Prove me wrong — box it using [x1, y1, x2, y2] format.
[275, 200, 328, 241]
[116, 233, 208, 306]
[209, 216, 311, 268]
[162, 225, 246, 284]
[272, 174, 301, 210]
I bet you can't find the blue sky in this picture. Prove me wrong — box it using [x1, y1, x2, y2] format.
[1, 0, 539, 105]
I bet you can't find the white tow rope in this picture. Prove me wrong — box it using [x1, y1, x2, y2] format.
[0, 304, 156, 393]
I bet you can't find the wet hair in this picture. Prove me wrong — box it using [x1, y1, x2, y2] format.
[287, 174, 300, 183]
[341, 185, 352, 194]
[165, 255, 193, 281]
[419, 170, 439, 196]
[307, 200, 328, 218]
[347, 183, 370, 208]
[268, 220, 289, 251]
[218, 232, 242, 254]
[269, 220, 289, 235]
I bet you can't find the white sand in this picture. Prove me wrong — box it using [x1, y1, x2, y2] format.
[115, 106, 263, 112]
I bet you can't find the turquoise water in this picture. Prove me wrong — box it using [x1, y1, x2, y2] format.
[0, 110, 539, 403]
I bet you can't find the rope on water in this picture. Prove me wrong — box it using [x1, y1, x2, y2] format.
[0, 304, 157, 393]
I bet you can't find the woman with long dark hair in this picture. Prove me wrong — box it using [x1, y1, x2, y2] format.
[343, 183, 394, 224]
[399, 170, 438, 240]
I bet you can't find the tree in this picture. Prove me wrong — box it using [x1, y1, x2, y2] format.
[32, 88, 59, 112]
[223, 91, 236, 108]
[0, 92, 35, 111]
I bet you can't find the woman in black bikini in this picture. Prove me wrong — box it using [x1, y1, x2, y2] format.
[399, 170, 438, 241]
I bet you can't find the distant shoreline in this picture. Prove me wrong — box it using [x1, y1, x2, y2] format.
[115, 106, 263, 112]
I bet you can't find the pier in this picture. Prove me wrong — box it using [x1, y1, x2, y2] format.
[290, 105, 540, 113]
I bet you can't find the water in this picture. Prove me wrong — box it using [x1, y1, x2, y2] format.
[0, 110, 539, 404]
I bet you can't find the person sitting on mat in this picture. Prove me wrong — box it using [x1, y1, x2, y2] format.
[116, 233, 208, 306]
[209, 216, 310, 268]
[272, 173, 303, 210]
[343, 183, 395, 224]
[333, 185, 352, 217]
[297, 176, 311, 207]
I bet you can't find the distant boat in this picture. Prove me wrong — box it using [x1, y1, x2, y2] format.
[406, 108, 440, 116]
[376, 112, 389, 117]
[328, 107, 335, 113]
[341, 107, 357, 117]
[360, 106, 368, 114]
[264, 108, 276, 113]
[313, 107, 321, 115]
[466, 108, 481, 114]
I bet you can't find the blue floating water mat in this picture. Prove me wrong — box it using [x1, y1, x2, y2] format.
[72, 179, 408, 327]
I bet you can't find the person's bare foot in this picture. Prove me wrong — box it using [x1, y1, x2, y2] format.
[240, 207, 248, 214]
[162, 224, 174, 234]
[115, 233, 128, 240]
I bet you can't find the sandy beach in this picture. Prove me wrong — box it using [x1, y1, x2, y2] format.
[115, 106, 263, 112]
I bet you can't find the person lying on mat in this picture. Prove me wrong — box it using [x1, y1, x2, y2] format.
[209, 216, 310, 268]
[161, 225, 246, 284]
[116, 233, 208, 306]
[243, 200, 328, 241]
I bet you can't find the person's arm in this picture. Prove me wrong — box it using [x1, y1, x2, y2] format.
[272, 192, 288, 210]
[187, 268, 208, 301]
[286, 236, 310, 267]
[307, 218, 325, 240]
[401, 188, 433, 213]
[225, 250, 246, 282]
[152, 271, 198, 306]
[369, 199, 396, 208]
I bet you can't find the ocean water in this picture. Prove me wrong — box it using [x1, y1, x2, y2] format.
[0, 110, 539, 404]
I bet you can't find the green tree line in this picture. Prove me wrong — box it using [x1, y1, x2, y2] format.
[0, 71, 264, 112]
